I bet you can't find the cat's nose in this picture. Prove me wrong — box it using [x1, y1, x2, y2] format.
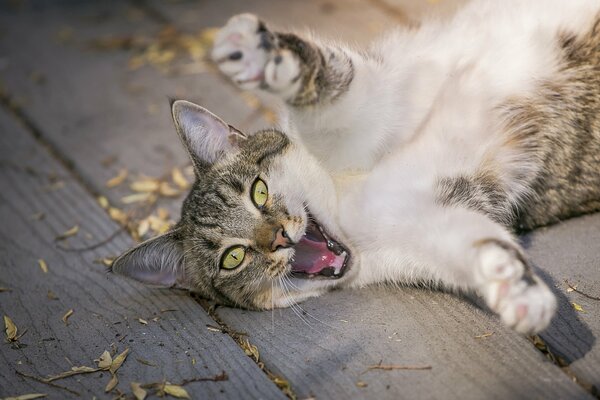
[271, 227, 293, 251]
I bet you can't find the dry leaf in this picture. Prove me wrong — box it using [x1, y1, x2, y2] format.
[45, 366, 99, 382]
[105, 373, 118, 392]
[172, 168, 189, 189]
[121, 192, 153, 204]
[474, 332, 494, 339]
[136, 358, 157, 367]
[106, 169, 128, 188]
[3, 394, 47, 400]
[94, 257, 115, 267]
[109, 207, 128, 225]
[156, 208, 169, 220]
[241, 338, 259, 362]
[130, 179, 160, 193]
[137, 219, 151, 237]
[30, 212, 46, 220]
[356, 381, 368, 388]
[163, 384, 190, 399]
[55, 225, 79, 241]
[110, 348, 130, 374]
[97, 350, 113, 369]
[159, 182, 180, 197]
[572, 302, 584, 312]
[61, 309, 74, 325]
[4, 315, 18, 341]
[0, 287, 12, 293]
[37, 259, 48, 274]
[46, 290, 58, 300]
[131, 382, 147, 400]
[138, 318, 148, 325]
[97, 196, 110, 209]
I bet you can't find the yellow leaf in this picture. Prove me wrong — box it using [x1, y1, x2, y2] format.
[356, 381, 368, 388]
[171, 168, 189, 189]
[572, 302, 584, 312]
[105, 374, 118, 392]
[4, 315, 18, 341]
[163, 384, 190, 399]
[156, 208, 169, 220]
[137, 219, 150, 237]
[38, 259, 48, 273]
[110, 348, 130, 374]
[55, 225, 79, 241]
[3, 394, 47, 400]
[61, 309, 74, 325]
[106, 169, 128, 188]
[138, 318, 148, 325]
[131, 382, 147, 400]
[159, 182, 180, 197]
[121, 192, 152, 204]
[130, 179, 160, 193]
[109, 207, 128, 225]
[97, 196, 110, 209]
[96, 350, 113, 369]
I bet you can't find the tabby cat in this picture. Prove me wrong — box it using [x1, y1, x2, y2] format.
[113, 0, 600, 334]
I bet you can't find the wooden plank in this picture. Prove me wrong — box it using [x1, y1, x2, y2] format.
[0, 0, 596, 399]
[0, 108, 285, 398]
[525, 213, 600, 391]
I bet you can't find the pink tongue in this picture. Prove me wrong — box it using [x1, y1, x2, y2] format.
[291, 236, 339, 274]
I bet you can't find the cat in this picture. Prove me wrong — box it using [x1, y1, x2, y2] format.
[112, 0, 600, 335]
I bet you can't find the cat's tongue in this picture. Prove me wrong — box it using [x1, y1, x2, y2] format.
[291, 236, 345, 276]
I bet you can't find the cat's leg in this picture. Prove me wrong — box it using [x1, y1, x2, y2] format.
[211, 13, 355, 107]
[353, 204, 557, 334]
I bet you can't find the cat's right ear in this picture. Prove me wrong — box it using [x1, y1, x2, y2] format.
[110, 229, 189, 289]
[170, 99, 246, 172]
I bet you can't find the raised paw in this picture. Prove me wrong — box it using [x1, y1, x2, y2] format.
[475, 239, 557, 334]
[211, 14, 302, 95]
[211, 13, 273, 90]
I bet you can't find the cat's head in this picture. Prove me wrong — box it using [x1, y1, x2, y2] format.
[111, 100, 353, 309]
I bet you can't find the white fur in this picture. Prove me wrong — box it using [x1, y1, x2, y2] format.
[212, 0, 599, 333]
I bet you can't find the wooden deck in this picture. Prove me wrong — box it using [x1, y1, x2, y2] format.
[0, 1, 598, 399]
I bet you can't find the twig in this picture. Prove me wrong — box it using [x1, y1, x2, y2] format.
[566, 280, 600, 301]
[16, 370, 81, 396]
[176, 371, 228, 385]
[56, 227, 124, 252]
[361, 361, 432, 375]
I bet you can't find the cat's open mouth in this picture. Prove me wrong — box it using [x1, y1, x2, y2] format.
[290, 216, 350, 279]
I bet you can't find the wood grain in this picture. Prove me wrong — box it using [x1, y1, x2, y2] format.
[0, 108, 285, 399]
[0, 0, 597, 398]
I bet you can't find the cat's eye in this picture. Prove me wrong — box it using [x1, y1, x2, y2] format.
[251, 178, 269, 208]
[220, 246, 246, 270]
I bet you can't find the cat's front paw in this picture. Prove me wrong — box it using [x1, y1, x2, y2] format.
[212, 14, 272, 90]
[212, 14, 301, 96]
[475, 239, 556, 334]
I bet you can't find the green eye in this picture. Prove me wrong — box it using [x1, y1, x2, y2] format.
[220, 246, 246, 270]
[251, 178, 268, 208]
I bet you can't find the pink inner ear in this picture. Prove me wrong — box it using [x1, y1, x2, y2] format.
[174, 101, 235, 164]
[131, 267, 178, 287]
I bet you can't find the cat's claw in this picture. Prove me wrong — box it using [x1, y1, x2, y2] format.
[475, 239, 556, 334]
[212, 14, 301, 95]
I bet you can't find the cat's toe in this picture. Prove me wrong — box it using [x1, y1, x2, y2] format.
[264, 49, 301, 97]
[497, 278, 557, 334]
[211, 13, 272, 89]
[476, 239, 556, 334]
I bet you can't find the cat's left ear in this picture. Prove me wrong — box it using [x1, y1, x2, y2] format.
[110, 229, 189, 289]
[171, 100, 246, 171]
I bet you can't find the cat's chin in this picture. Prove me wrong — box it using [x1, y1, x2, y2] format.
[289, 214, 351, 280]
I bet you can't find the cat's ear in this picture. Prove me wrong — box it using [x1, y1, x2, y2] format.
[111, 229, 188, 288]
[171, 99, 246, 171]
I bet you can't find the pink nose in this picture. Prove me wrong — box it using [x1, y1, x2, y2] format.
[271, 228, 293, 251]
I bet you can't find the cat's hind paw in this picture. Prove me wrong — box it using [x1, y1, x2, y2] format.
[475, 239, 557, 334]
